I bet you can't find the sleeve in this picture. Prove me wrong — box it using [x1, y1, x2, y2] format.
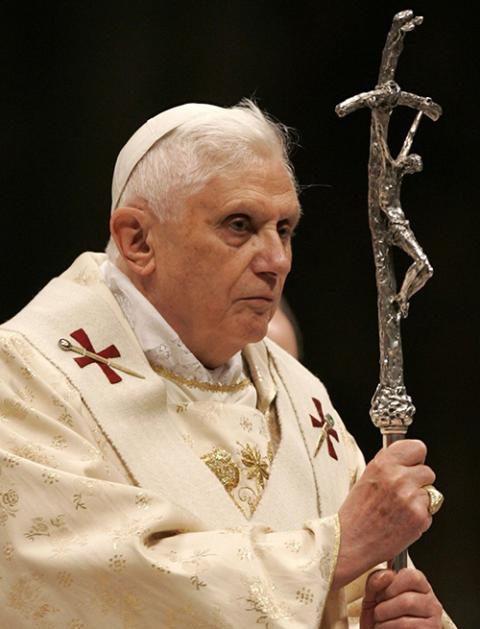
[0, 332, 341, 629]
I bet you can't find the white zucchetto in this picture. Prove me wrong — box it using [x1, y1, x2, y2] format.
[111, 103, 225, 211]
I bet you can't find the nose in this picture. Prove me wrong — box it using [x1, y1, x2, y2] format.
[251, 231, 291, 279]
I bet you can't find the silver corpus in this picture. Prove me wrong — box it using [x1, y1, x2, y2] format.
[336, 11, 442, 570]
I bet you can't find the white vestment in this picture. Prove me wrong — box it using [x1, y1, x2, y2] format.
[0, 253, 455, 628]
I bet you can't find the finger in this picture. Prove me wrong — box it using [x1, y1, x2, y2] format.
[374, 591, 440, 623]
[364, 570, 395, 604]
[410, 464, 436, 488]
[360, 570, 395, 629]
[385, 439, 427, 466]
[377, 568, 431, 601]
[373, 619, 435, 628]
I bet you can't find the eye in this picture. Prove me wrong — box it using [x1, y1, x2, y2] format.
[277, 221, 295, 241]
[227, 215, 252, 234]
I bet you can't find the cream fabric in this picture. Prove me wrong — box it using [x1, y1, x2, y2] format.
[0, 253, 456, 628]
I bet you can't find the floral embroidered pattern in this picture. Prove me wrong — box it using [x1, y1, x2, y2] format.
[56, 571, 74, 588]
[190, 575, 207, 590]
[201, 447, 240, 493]
[296, 587, 314, 604]
[135, 492, 151, 509]
[42, 470, 60, 485]
[24, 515, 65, 541]
[239, 443, 270, 490]
[0, 488, 19, 524]
[52, 397, 74, 427]
[73, 493, 87, 510]
[6, 573, 60, 624]
[12, 444, 54, 467]
[3, 541, 14, 560]
[245, 578, 292, 626]
[108, 553, 127, 573]
[0, 398, 28, 422]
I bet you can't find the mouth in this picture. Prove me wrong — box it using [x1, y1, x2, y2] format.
[237, 296, 276, 312]
[241, 296, 275, 303]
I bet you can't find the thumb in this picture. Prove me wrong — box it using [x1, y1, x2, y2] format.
[360, 570, 395, 629]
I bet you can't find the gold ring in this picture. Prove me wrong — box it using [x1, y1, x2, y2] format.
[423, 485, 444, 515]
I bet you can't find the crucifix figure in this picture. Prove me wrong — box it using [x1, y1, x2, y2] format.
[336, 10, 442, 569]
[336, 10, 442, 434]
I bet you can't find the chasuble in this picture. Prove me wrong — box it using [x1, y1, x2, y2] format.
[0, 253, 455, 628]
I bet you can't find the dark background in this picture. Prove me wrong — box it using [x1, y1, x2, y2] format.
[2, 1, 478, 625]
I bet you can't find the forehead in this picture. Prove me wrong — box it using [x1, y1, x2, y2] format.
[187, 160, 300, 217]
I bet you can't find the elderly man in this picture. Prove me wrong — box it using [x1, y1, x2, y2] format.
[0, 101, 454, 628]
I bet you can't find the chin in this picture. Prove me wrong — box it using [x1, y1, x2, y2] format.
[241, 321, 270, 345]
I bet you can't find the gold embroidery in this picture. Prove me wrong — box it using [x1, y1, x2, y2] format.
[181, 432, 194, 447]
[237, 547, 253, 560]
[0, 337, 15, 362]
[296, 587, 314, 604]
[19, 384, 35, 403]
[109, 519, 142, 551]
[56, 571, 74, 587]
[0, 398, 28, 421]
[284, 539, 301, 553]
[2, 454, 20, 468]
[240, 416, 253, 432]
[20, 365, 34, 379]
[201, 447, 240, 492]
[6, 573, 60, 623]
[135, 492, 151, 509]
[91, 575, 144, 627]
[190, 575, 207, 590]
[51, 435, 68, 449]
[238, 486, 261, 517]
[181, 548, 215, 569]
[150, 563, 171, 574]
[25, 517, 50, 540]
[13, 444, 54, 467]
[267, 440, 274, 464]
[42, 470, 59, 484]
[1, 488, 19, 522]
[108, 553, 126, 573]
[24, 514, 65, 541]
[176, 402, 189, 413]
[68, 620, 85, 629]
[153, 364, 251, 392]
[11, 336, 34, 360]
[52, 397, 74, 427]
[245, 578, 292, 624]
[239, 443, 270, 490]
[3, 541, 14, 560]
[73, 493, 87, 510]
[319, 554, 331, 581]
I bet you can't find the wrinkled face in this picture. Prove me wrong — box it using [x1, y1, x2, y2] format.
[147, 159, 300, 368]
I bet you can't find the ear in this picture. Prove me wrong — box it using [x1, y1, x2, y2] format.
[109, 207, 156, 276]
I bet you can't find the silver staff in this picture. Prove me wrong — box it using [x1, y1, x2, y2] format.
[335, 10, 442, 571]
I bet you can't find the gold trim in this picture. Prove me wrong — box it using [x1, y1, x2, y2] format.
[152, 364, 251, 393]
[326, 514, 342, 592]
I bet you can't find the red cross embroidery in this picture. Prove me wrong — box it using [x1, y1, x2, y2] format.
[310, 397, 339, 460]
[70, 328, 122, 384]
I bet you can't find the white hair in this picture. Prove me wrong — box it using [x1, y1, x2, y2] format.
[106, 99, 297, 260]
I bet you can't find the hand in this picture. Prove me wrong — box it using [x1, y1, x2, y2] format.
[333, 440, 434, 589]
[360, 568, 443, 628]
